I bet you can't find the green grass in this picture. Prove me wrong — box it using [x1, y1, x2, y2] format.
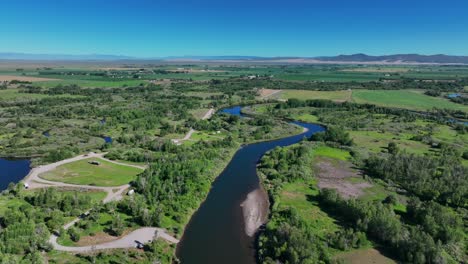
[291, 113, 319, 123]
[0, 196, 28, 215]
[57, 211, 134, 246]
[313, 145, 351, 160]
[280, 180, 339, 238]
[335, 248, 397, 264]
[281, 89, 352, 101]
[40, 158, 143, 186]
[352, 90, 468, 112]
[34, 79, 148, 88]
[24, 189, 107, 204]
[47, 251, 86, 264]
[0, 88, 85, 102]
[349, 131, 431, 155]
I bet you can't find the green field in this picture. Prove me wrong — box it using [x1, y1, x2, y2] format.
[40, 158, 143, 186]
[290, 113, 319, 123]
[280, 180, 339, 238]
[280, 89, 352, 101]
[349, 131, 431, 155]
[352, 90, 468, 111]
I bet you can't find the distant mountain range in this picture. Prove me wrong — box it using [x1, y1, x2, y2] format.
[0, 52, 134, 61]
[315, 53, 468, 64]
[1, 52, 468, 64]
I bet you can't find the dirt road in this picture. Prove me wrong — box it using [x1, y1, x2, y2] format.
[49, 227, 179, 252]
[172, 108, 215, 145]
[22, 152, 179, 251]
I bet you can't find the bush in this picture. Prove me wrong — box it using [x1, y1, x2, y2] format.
[68, 227, 80, 242]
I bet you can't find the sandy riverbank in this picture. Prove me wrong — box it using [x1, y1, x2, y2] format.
[240, 187, 270, 237]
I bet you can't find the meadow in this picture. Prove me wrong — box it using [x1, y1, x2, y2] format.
[351, 90, 468, 111]
[40, 158, 143, 186]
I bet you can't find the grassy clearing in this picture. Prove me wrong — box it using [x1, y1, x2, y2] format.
[24, 189, 107, 204]
[189, 108, 211, 119]
[281, 89, 352, 101]
[335, 248, 397, 264]
[40, 158, 143, 186]
[313, 145, 351, 161]
[280, 180, 339, 238]
[290, 113, 319, 123]
[34, 79, 148, 88]
[352, 90, 468, 111]
[57, 211, 134, 246]
[0, 88, 84, 101]
[349, 131, 431, 155]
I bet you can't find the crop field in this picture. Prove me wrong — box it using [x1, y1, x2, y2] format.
[0, 88, 83, 101]
[351, 90, 468, 111]
[40, 158, 143, 186]
[0, 75, 57, 82]
[280, 89, 352, 101]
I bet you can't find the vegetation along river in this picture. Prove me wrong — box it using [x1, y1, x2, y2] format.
[176, 106, 325, 264]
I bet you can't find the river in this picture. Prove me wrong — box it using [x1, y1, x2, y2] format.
[176, 107, 325, 264]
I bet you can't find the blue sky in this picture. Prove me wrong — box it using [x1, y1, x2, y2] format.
[1, 0, 467, 57]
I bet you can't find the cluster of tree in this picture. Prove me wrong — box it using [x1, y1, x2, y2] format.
[26, 188, 93, 215]
[0, 187, 99, 261]
[133, 137, 237, 233]
[365, 152, 468, 207]
[258, 208, 331, 264]
[311, 126, 353, 146]
[449, 95, 468, 105]
[319, 188, 465, 263]
[207, 77, 465, 93]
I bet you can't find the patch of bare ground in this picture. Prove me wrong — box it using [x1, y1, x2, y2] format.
[257, 88, 282, 98]
[76, 229, 132, 247]
[315, 157, 371, 198]
[0, 75, 57, 82]
[241, 187, 270, 237]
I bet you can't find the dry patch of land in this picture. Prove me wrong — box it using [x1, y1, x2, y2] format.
[257, 88, 282, 99]
[315, 157, 371, 198]
[75, 231, 128, 247]
[0, 75, 58, 82]
[241, 187, 269, 237]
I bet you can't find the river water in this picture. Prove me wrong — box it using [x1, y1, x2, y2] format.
[176, 107, 325, 264]
[0, 158, 31, 190]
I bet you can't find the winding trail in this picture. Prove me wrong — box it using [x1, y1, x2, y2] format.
[22, 152, 179, 252]
[172, 108, 215, 145]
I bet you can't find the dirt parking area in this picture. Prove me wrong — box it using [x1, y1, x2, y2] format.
[315, 157, 371, 198]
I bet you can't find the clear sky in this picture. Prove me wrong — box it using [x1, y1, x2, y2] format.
[1, 0, 467, 57]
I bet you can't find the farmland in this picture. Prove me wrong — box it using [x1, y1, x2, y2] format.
[0, 62, 466, 263]
[352, 89, 468, 111]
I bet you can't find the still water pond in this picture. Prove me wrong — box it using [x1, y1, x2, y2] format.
[0, 158, 31, 190]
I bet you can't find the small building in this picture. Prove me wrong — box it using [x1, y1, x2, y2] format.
[23, 183, 29, 189]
